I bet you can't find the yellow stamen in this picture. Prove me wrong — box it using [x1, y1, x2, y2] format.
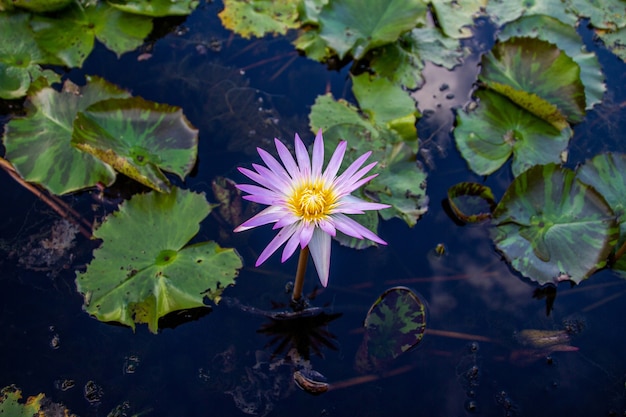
[287, 179, 337, 223]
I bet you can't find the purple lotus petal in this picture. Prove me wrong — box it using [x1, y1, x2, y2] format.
[334, 213, 387, 245]
[339, 195, 391, 211]
[238, 167, 284, 193]
[317, 219, 336, 236]
[258, 147, 292, 184]
[274, 138, 300, 180]
[311, 129, 324, 178]
[309, 229, 331, 287]
[255, 223, 299, 266]
[234, 206, 283, 232]
[322, 140, 347, 182]
[282, 232, 301, 262]
[294, 133, 311, 177]
[299, 222, 314, 248]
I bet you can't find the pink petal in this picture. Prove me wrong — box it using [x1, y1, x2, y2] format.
[317, 219, 336, 236]
[336, 173, 378, 195]
[299, 221, 314, 248]
[338, 195, 391, 211]
[294, 133, 311, 177]
[281, 232, 301, 262]
[311, 129, 324, 178]
[308, 229, 332, 287]
[322, 140, 347, 182]
[252, 163, 291, 190]
[334, 151, 372, 186]
[334, 162, 378, 195]
[274, 138, 300, 180]
[239, 167, 286, 193]
[273, 213, 300, 229]
[255, 223, 299, 266]
[257, 147, 292, 183]
[334, 214, 387, 245]
[234, 206, 284, 232]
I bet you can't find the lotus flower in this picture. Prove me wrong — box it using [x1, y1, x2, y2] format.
[234, 130, 389, 287]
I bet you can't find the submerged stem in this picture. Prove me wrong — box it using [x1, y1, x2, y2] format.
[291, 246, 310, 306]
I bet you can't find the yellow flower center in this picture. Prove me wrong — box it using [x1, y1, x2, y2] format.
[287, 180, 336, 223]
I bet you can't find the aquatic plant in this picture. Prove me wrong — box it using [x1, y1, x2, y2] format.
[234, 130, 389, 300]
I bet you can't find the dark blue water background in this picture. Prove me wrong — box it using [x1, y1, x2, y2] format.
[2, 2, 626, 416]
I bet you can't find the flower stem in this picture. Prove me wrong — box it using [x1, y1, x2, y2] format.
[291, 246, 310, 306]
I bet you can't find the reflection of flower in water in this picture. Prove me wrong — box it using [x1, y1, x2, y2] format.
[257, 308, 342, 361]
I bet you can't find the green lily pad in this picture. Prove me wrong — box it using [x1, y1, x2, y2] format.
[455, 89, 571, 177]
[76, 188, 242, 333]
[31, 1, 153, 68]
[566, 0, 626, 30]
[0, 386, 44, 417]
[577, 153, 626, 277]
[480, 37, 586, 130]
[447, 182, 496, 223]
[491, 164, 618, 285]
[369, 27, 465, 90]
[485, 0, 578, 26]
[107, 0, 199, 16]
[316, 0, 428, 59]
[11, 0, 72, 12]
[596, 27, 626, 62]
[430, 0, 486, 39]
[0, 12, 61, 99]
[310, 94, 428, 228]
[498, 15, 605, 110]
[218, 0, 300, 39]
[72, 96, 198, 193]
[3, 77, 128, 195]
[355, 287, 427, 373]
[351, 73, 419, 142]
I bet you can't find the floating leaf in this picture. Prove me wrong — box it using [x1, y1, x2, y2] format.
[3, 77, 128, 195]
[355, 287, 427, 373]
[480, 37, 586, 130]
[430, 0, 486, 38]
[310, 94, 428, 228]
[369, 27, 465, 90]
[0, 386, 43, 417]
[72, 96, 198, 193]
[566, 0, 626, 30]
[107, 0, 199, 16]
[316, 0, 427, 59]
[596, 27, 626, 62]
[351, 73, 419, 141]
[0, 12, 60, 99]
[498, 15, 605, 110]
[491, 164, 618, 285]
[485, 0, 578, 26]
[11, 0, 72, 12]
[447, 182, 496, 223]
[218, 0, 300, 39]
[577, 153, 626, 277]
[455, 89, 571, 177]
[76, 188, 242, 333]
[31, 2, 153, 68]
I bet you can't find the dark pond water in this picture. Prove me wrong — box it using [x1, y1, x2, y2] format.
[2, 2, 626, 416]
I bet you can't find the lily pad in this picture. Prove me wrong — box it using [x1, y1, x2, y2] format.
[3, 77, 128, 195]
[480, 37, 586, 130]
[355, 287, 427, 373]
[0, 386, 43, 417]
[31, 1, 153, 68]
[491, 164, 618, 285]
[310, 94, 428, 228]
[430, 0, 486, 39]
[11, 0, 72, 12]
[596, 27, 626, 62]
[75, 188, 242, 333]
[369, 27, 465, 90]
[107, 0, 200, 16]
[485, 0, 578, 26]
[72, 96, 198, 193]
[455, 89, 571, 177]
[577, 153, 626, 277]
[0, 12, 61, 99]
[498, 15, 605, 110]
[351, 73, 419, 141]
[447, 182, 496, 223]
[218, 0, 300, 39]
[316, 0, 428, 59]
